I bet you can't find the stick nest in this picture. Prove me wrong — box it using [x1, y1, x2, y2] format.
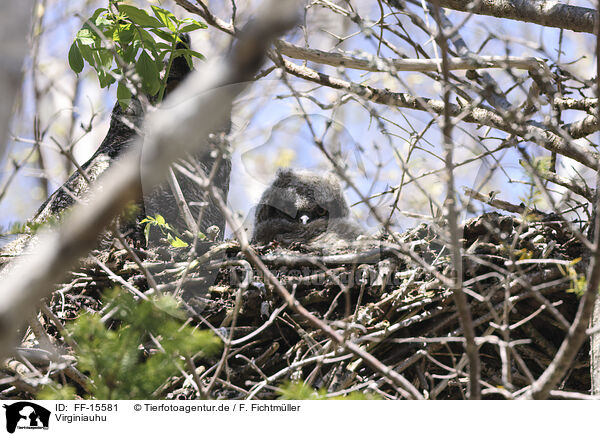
[1, 212, 590, 399]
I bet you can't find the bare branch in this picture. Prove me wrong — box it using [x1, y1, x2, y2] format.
[276, 40, 546, 73]
[280, 58, 598, 169]
[388, 0, 597, 34]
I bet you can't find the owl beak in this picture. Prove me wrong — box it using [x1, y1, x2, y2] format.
[299, 214, 310, 225]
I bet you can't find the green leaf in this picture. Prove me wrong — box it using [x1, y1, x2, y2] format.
[95, 13, 114, 27]
[179, 20, 207, 33]
[156, 50, 169, 63]
[68, 42, 84, 73]
[136, 50, 160, 95]
[78, 44, 95, 65]
[93, 50, 115, 88]
[132, 38, 144, 50]
[144, 223, 151, 245]
[97, 69, 116, 88]
[97, 48, 113, 70]
[167, 234, 189, 248]
[148, 28, 175, 43]
[118, 4, 164, 28]
[173, 48, 205, 60]
[138, 28, 159, 55]
[155, 214, 165, 226]
[93, 49, 115, 88]
[114, 23, 134, 45]
[122, 44, 139, 63]
[181, 17, 207, 27]
[151, 6, 177, 31]
[76, 28, 96, 46]
[184, 54, 193, 70]
[117, 82, 131, 110]
[155, 42, 173, 51]
[89, 7, 108, 24]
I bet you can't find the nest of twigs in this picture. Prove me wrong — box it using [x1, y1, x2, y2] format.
[1, 212, 590, 399]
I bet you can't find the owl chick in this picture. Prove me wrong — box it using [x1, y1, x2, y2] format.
[252, 168, 362, 246]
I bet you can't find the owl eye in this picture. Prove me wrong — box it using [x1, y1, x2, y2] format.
[316, 206, 327, 217]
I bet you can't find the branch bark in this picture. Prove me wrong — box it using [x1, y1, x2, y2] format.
[388, 0, 597, 34]
[275, 40, 545, 73]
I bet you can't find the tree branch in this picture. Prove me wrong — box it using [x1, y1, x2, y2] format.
[275, 40, 546, 73]
[388, 0, 597, 34]
[280, 58, 598, 169]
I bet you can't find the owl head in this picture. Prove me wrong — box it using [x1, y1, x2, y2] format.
[252, 168, 358, 245]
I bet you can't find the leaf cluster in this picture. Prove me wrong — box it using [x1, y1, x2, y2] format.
[0, 217, 57, 238]
[140, 213, 195, 248]
[561, 258, 586, 297]
[39, 289, 221, 399]
[68, 1, 206, 108]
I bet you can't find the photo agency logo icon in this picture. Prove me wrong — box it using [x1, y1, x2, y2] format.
[3, 402, 50, 434]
